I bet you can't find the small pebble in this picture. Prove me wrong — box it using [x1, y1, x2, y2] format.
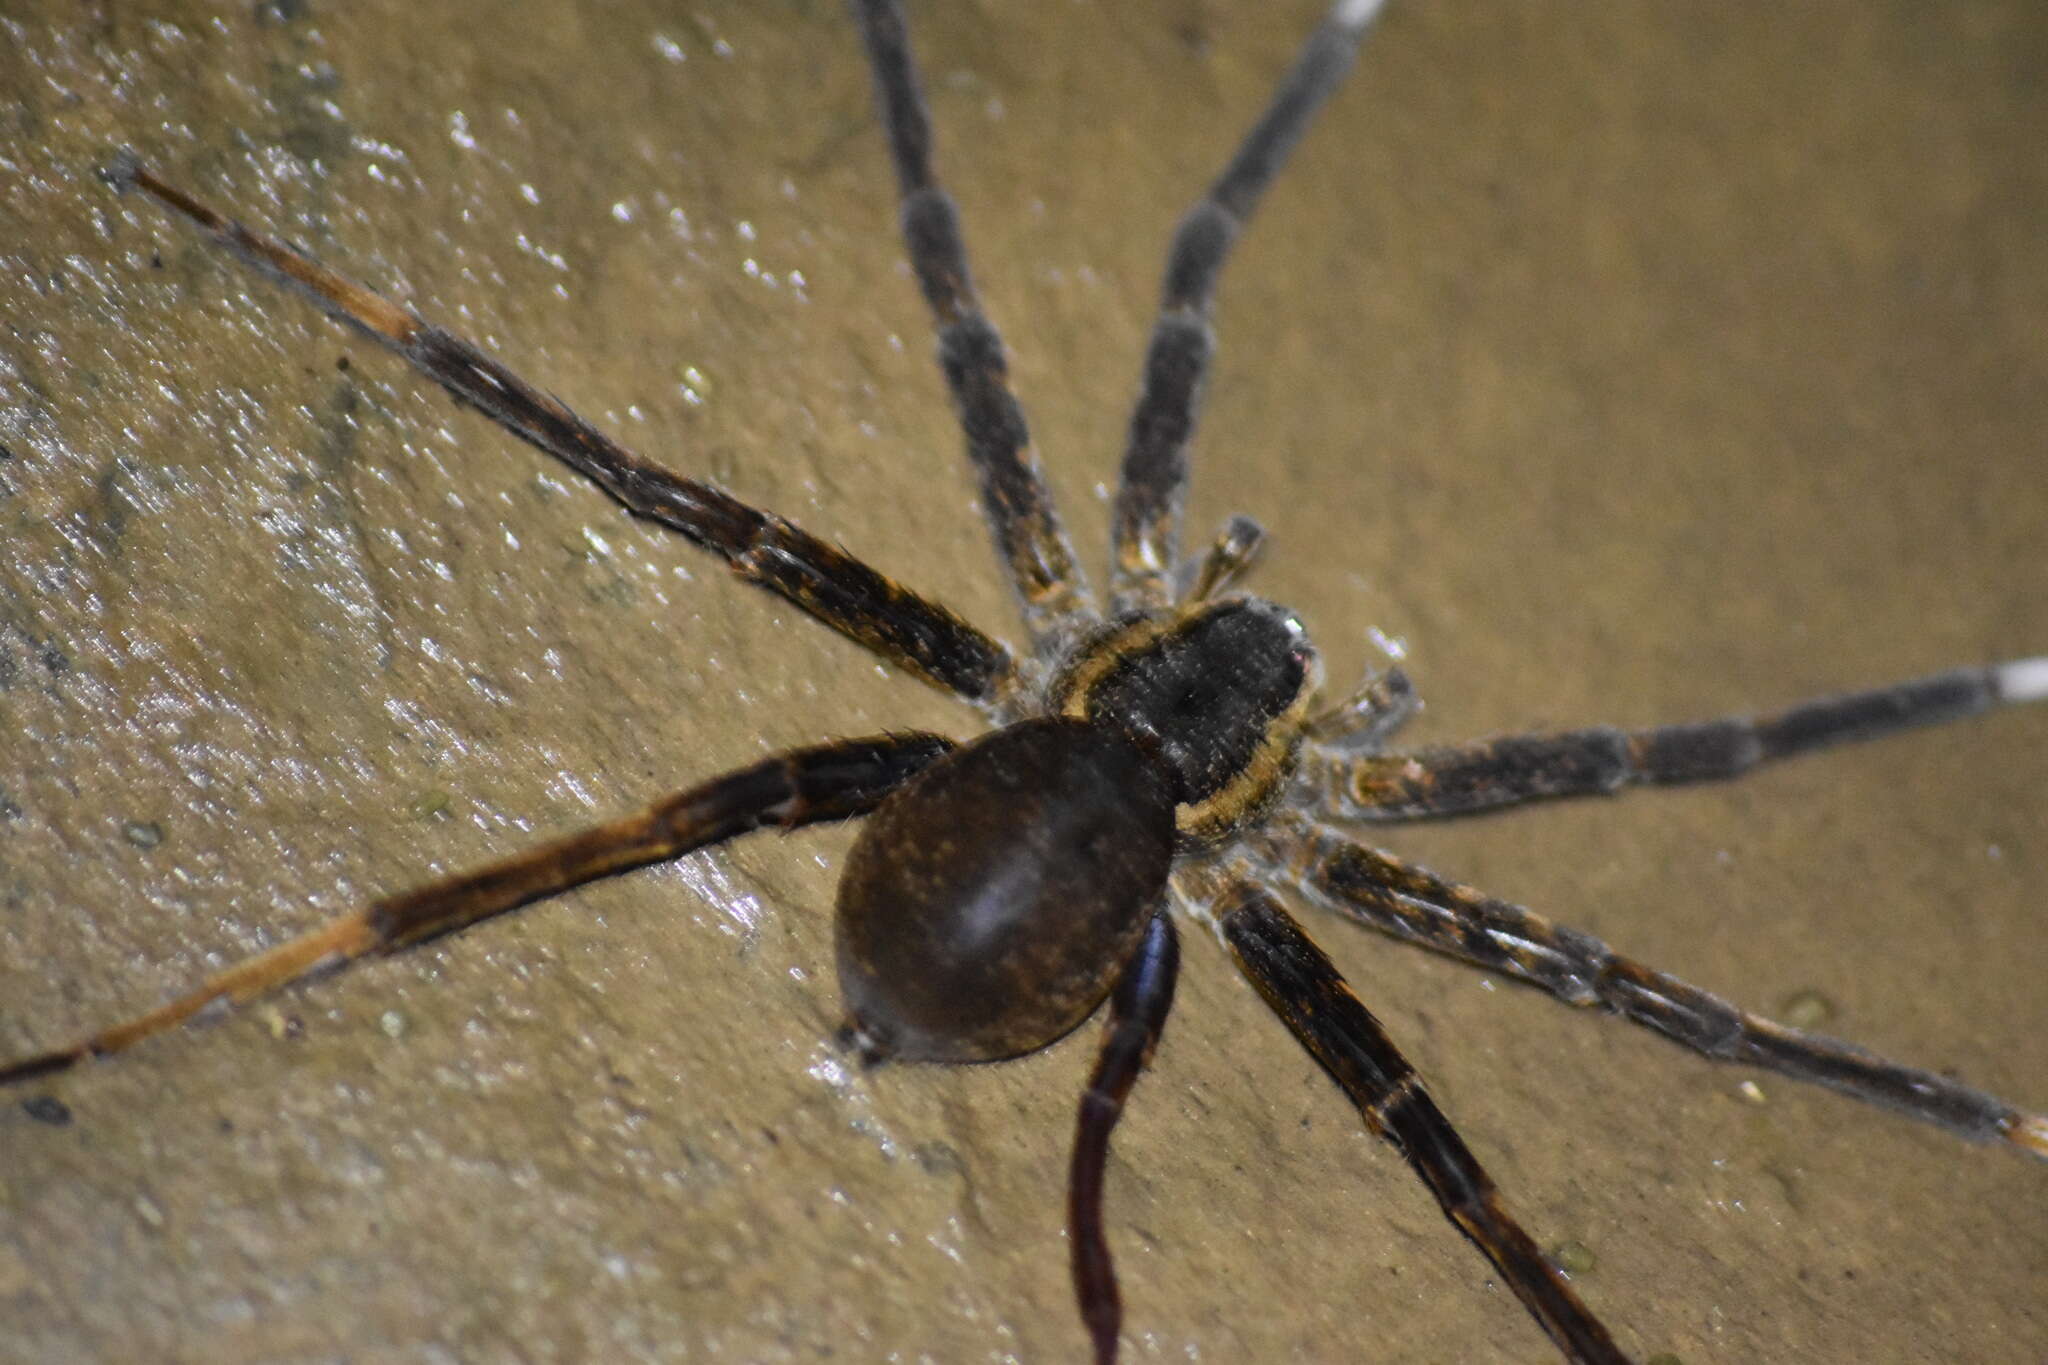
[1549, 1239, 1596, 1275]
[408, 791, 452, 821]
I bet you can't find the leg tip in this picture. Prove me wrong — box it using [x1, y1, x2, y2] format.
[102, 147, 143, 194]
[2006, 1112, 2048, 1161]
[1992, 655, 2048, 705]
[0, 1047, 82, 1087]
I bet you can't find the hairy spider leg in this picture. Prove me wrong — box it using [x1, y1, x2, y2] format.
[1256, 812, 2048, 1158]
[1213, 880, 1631, 1365]
[1306, 664, 1422, 751]
[0, 735, 952, 1087]
[116, 165, 1017, 712]
[851, 0, 1097, 651]
[1306, 658, 2048, 818]
[1288, 653, 2048, 1154]
[1182, 514, 1269, 604]
[1068, 911, 1181, 1365]
[1110, 0, 1391, 613]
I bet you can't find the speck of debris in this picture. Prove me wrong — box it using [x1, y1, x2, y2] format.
[1549, 1239, 1597, 1276]
[121, 819, 164, 849]
[22, 1096, 72, 1126]
[133, 1194, 165, 1229]
[1737, 1079, 1768, 1106]
[254, 0, 309, 26]
[379, 1009, 408, 1039]
[1778, 988, 1834, 1030]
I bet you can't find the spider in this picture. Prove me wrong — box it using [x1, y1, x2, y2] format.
[3, 1, 2044, 1361]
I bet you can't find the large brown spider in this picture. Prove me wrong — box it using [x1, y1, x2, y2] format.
[3, 2, 2044, 1361]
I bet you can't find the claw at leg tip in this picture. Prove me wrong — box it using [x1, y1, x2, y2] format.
[2007, 1112, 2048, 1159]
[1992, 654, 2048, 704]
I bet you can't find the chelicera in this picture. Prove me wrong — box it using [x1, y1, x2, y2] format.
[5, 2, 2044, 1361]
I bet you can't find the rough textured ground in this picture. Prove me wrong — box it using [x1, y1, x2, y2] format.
[3, 3, 2044, 1362]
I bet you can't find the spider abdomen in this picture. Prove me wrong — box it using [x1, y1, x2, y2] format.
[834, 717, 1177, 1063]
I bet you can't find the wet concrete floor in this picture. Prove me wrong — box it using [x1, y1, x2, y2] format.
[2, 3, 2044, 1361]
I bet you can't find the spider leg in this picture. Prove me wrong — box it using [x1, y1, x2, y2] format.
[117, 165, 1016, 711]
[1110, 0, 1390, 614]
[1212, 880, 1631, 1365]
[1263, 815, 2048, 1158]
[1180, 514, 1268, 604]
[0, 733, 952, 1088]
[1306, 657, 2048, 819]
[1305, 664, 1421, 751]
[1069, 910, 1180, 1365]
[851, 0, 1096, 649]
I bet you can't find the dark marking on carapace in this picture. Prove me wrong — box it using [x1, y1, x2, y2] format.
[1055, 597, 1319, 843]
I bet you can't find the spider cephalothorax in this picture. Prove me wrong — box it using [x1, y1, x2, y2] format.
[1051, 596, 1323, 844]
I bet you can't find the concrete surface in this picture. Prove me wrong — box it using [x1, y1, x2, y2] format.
[2, 2, 2043, 1361]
